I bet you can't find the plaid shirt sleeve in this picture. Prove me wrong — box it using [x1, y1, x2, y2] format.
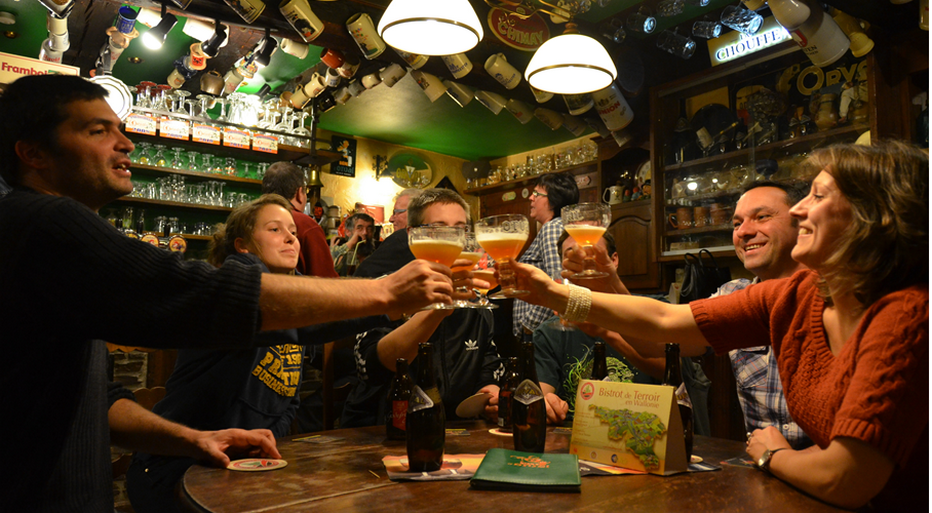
[513, 218, 564, 335]
[717, 278, 813, 450]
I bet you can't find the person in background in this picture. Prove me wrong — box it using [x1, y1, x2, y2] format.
[127, 195, 394, 513]
[261, 161, 337, 278]
[0, 74, 453, 513]
[513, 172, 579, 341]
[719, 180, 813, 449]
[389, 188, 421, 233]
[511, 140, 928, 512]
[332, 212, 375, 276]
[534, 231, 663, 425]
[352, 190, 423, 279]
[342, 188, 505, 427]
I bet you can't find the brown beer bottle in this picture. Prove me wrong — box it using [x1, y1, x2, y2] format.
[497, 357, 520, 432]
[512, 341, 546, 453]
[662, 343, 694, 462]
[406, 343, 445, 471]
[590, 341, 608, 381]
[386, 358, 413, 441]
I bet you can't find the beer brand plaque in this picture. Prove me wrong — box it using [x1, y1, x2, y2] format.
[487, 8, 550, 51]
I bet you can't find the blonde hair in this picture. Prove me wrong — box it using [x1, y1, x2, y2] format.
[808, 140, 928, 307]
[207, 194, 293, 267]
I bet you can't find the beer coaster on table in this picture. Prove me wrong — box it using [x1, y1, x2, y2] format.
[445, 428, 470, 436]
[691, 455, 703, 464]
[227, 458, 288, 472]
[553, 427, 573, 435]
[488, 428, 512, 436]
[455, 392, 491, 418]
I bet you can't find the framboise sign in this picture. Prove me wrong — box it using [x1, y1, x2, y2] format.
[488, 7, 550, 51]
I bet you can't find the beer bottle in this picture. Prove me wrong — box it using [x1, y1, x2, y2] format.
[406, 343, 445, 472]
[497, 357, 520, 433]
[386, 358, 413, 441]
[513, 341, 546, 453]
[590, 341, 608, 381]
[662, 343, 694, 462]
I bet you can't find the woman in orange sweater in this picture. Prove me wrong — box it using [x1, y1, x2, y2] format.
[511, 140, 928, 511]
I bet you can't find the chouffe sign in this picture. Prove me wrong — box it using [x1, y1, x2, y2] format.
[487, 7, 550, 51]
[708, 17, 791, 66]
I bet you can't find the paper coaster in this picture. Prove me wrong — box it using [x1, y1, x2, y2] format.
[488, 428, 513, 437]
[691, 455, 703, 464]
[227, 458, 288, 472]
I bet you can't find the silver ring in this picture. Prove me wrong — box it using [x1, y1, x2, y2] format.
[746, 432, 753, 442]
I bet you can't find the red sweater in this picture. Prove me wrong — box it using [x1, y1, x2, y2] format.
[292, 208, 338, 278]
[691, 270, 928, 510]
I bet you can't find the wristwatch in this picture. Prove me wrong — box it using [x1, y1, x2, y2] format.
[757, 447, 787, 472]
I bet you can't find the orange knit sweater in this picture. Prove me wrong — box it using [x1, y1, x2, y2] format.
[691, 270, 928, 511]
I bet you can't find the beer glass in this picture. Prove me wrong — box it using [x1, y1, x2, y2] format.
[562, 203, 611, 279]
[720, 4, 763, 36]
[408, 225, 466, 310]
[451, 233, 482, 309]
[475, 214, 529, 298]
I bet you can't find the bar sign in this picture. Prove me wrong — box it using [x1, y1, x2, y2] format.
[223, 127, 251, 149]
[252, 133, 278, 154]
[192, 124, 221, 145]
[126, 113, 157, 136]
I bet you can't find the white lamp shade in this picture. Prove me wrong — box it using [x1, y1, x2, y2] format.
[525, 33, 617, 95]
[378, 0, 483, 56]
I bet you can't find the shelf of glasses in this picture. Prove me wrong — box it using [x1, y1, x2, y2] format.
[660, 124, 868, 175]
[129, 164, 262, 185]
[113, 196, 233, 212]
[464, 160, 599, 195]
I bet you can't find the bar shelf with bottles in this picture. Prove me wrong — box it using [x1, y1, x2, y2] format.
[654, 43, 871, 261]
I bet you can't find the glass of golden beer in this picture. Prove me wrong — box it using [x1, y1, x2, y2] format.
[475, 214, 529, 298]
[451, 233, 483, 308]
[562, 203, 611, 279]
[467, 239, 499, 309]
[409, 225, 466, 310]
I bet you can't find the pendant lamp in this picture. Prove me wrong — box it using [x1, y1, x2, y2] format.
[525, 23, 617, 95]
[378, 0, 484, 56]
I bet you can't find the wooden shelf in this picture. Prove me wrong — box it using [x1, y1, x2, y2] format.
[464, 160, 598, 195]
[113, 196, 233, 212]
[665, 223, 732, 236]
[661, 124, 869, 174]
[129, 164, 262, 184]
[659, 247, 736, 262]
[127, 132, 314, 163]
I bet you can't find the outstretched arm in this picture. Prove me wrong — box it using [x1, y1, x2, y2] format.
[259, 259, 453, 331]
[510, 260, 709, 357]
[108, 399, 281, 468]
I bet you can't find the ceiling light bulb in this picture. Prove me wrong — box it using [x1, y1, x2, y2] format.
[141, 12, 177, 50]
[378, 0, 483, 56]
[525, 24, 617, 95]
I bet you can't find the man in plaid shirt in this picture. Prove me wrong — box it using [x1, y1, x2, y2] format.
[714, 181, 813, 449]
[513, 172, 579, 340]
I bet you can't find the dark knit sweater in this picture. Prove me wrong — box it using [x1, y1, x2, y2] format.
[0, 188, 263, 513]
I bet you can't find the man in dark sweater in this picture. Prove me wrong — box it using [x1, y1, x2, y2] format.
[0, 75, 454, 513]
[342, 189, 504, 428]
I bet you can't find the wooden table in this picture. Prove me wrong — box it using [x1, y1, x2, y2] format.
[182, 421, 846, 513]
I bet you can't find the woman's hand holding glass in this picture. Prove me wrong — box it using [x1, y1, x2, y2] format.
[562, 203, 612, 279]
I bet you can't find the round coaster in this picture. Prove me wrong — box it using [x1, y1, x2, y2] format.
[227, 458, 288, 472]
[690, 455, 703, 464]
[488, 428, 513, 437]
